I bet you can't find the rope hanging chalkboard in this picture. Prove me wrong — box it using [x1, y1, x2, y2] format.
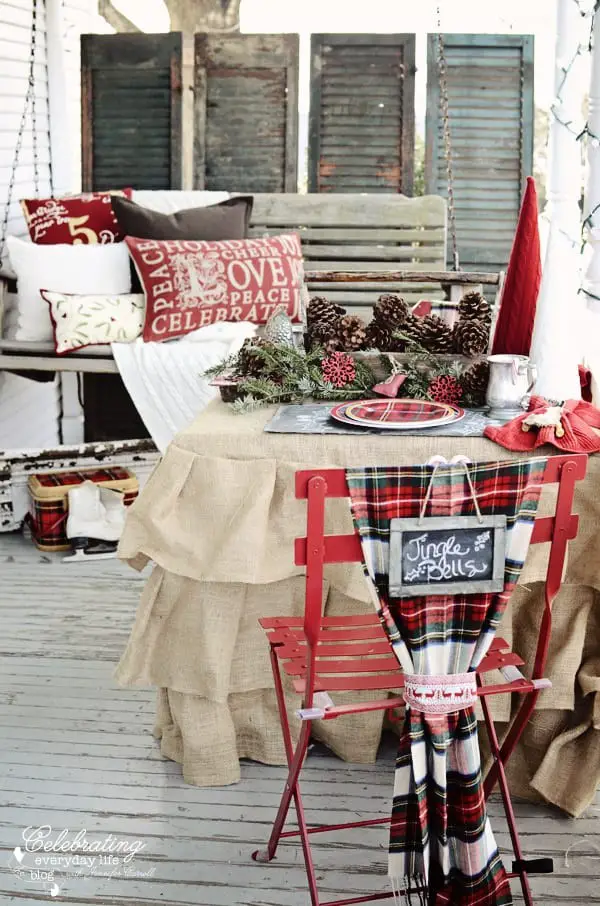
[388, 460, 506, 597]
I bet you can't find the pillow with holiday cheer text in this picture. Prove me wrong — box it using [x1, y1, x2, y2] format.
[21, 189, 132, 244]
[126, 233, 305, 343]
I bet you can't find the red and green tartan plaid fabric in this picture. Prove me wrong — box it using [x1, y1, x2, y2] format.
[346, 458, 547, 906]
[343, 399, 455, 426]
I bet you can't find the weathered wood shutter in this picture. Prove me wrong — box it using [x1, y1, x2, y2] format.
[308, 34, 415, 194]
[194, 34, 299, 192]
[81, 33, 183, 191]
[425, 34, 534, 274]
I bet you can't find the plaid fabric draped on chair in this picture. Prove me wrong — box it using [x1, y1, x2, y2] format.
[345, 458, 547, 906]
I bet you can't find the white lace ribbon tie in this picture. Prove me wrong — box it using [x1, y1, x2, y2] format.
[403, 672, 478, 714]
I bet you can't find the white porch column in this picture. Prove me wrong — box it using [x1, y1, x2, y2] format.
[540, 0, 588, 252]
[45, 0, 74, 194]
[582, 5, 600, 402]
[530, 0, 586, 401]
[46, 0, 85, 443]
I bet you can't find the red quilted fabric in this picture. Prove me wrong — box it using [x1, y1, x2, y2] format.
[491, 177, 541, 356]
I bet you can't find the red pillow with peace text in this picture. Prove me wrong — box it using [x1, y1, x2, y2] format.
[21, 189, 132, 245]
[126, 233, 305, 342]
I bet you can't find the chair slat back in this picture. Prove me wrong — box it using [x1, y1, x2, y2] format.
[295, 455, 587, 651]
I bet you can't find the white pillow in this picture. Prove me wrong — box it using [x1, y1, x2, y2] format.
[41, 291, 145, 354]
[131, 190, 229, 214]
[6, 236, 132, 342]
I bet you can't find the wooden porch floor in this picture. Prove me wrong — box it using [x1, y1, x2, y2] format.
[0, 532, 598, 905]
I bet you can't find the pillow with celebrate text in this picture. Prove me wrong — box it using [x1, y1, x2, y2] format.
[126, 233, 305, 342]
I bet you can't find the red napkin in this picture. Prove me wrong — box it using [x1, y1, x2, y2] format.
[484, 395, 600, 453]
[491, 177, 541, 356]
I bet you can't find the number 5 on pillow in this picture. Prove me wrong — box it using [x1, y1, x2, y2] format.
[68, 216, 97, 244]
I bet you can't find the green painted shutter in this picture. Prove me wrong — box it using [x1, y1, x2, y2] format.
[308, 34, 415, 194]
[194, 34, 299, 192]
[425, 34, 534, 273]
[81, 33, 183, 191]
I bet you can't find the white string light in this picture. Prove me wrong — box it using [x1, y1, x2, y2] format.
[550, 1, 598, 143]
[548, 1, 600, 253]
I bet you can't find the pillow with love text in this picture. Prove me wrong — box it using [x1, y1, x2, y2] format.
[126, 233, 305, 342]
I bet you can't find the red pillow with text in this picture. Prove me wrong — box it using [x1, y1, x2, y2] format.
[126, 233, 305, 342]
[21, 189, 133, 244]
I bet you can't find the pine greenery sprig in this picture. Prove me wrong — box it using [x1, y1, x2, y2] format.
[205, 335, 488, 413]
[203, 340, 378, 412]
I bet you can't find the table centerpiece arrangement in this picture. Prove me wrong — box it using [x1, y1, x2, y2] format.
[206, 293, 493, 414]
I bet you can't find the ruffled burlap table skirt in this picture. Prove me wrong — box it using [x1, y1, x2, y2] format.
[116, 400, 600, 816]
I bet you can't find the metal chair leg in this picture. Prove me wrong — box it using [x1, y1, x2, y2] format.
[253, 647, 321, 904]
[480, 689, 534, 906]
[483, 688, 541, 800]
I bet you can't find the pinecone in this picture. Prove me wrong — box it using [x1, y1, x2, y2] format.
[453, 318, 490, 357]
[338, 315, 367, 351]
[461, 360, 490, 397]
[307, 295, 346, 327]
[236, 337, 274, 378]
[458, 291, 492, 325]
[414, 314, 454, 353]
[365, 319, 396, 352]
[373, 294, 409, 329]
[397, 311, 421, 343]
[306, 321, 342, 354]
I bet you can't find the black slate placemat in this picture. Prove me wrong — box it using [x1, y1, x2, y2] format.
[264, 403, 507, 437]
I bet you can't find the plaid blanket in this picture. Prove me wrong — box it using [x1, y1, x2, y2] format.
[346, 458, 547, 906]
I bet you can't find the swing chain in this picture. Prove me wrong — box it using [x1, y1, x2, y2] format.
[436, 12, 460, 271]
[0, 0, 40, 264]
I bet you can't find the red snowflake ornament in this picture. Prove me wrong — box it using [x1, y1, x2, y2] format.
[321, 351, 356, 388]
[428, 374, 463, 405]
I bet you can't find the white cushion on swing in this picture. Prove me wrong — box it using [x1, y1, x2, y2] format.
[6, 236, 132, 343]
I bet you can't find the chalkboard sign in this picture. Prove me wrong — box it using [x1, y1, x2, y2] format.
[388, 515, 507, 597]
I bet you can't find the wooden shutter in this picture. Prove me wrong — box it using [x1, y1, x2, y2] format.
[425, 34, 534, 274]
[194, 34, 299, 192]
[81, 33, 183, 191]
[308, 34, 415, 194]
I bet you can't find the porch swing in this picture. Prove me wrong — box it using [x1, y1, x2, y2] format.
[0, 0, 124, 379]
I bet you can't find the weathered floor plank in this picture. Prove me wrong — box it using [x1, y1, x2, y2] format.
[0, 532, 598, 903]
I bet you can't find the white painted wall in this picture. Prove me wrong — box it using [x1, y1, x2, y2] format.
[0, 0, 105, 451]
[0, 0, 52, 266]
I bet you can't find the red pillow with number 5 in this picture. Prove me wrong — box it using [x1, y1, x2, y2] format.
[21, 189, 132, 245]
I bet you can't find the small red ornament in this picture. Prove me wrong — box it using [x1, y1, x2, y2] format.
[428, 374, 463, 405]
[321, 351, 356, 388]
[373, 373, 407, 397]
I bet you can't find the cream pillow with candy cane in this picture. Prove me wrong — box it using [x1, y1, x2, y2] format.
[42, 291, 145, 355]
[125, 233, 305, 343]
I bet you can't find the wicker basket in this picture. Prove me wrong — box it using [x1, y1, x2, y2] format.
[28, 466, 139, 552]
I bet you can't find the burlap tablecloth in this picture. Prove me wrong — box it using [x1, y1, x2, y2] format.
[116, 400, 600, 816]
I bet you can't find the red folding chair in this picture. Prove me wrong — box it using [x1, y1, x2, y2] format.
[252, 454, 587, 906]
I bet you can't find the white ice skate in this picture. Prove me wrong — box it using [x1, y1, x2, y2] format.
[63, 480, 127, 562]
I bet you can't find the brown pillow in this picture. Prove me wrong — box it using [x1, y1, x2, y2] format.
[111, 194, 253, 241]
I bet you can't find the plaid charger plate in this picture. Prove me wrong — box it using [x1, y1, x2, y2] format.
[331, 399, 464, 430]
